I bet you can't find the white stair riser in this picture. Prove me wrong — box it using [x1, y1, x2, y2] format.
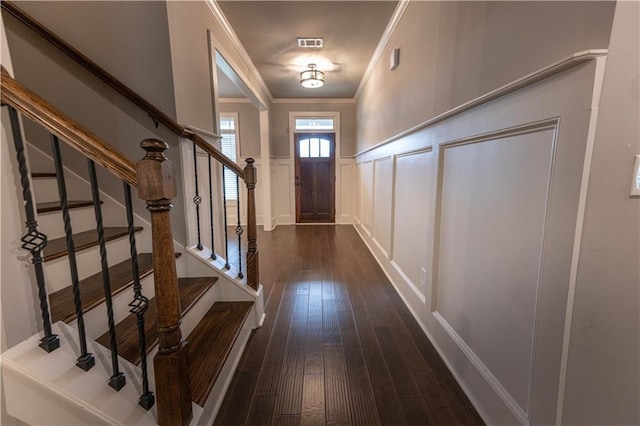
[44, 237, 135, 293]
[38, 206, 99, 239]
[37, 200, 132, 241]
[32, 176, 92, 204]
[69, 273, 156, 340]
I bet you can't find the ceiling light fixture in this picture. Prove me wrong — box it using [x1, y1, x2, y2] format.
[300, 64, 325, 89]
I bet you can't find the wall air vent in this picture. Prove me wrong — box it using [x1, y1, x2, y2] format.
[297, 38, 324, 48]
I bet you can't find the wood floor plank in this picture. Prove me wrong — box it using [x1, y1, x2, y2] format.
[44, 226, 142, 261]
[274, 293, 309, 415]
[214, 226, 484, 425]
[374, 326, 421, 399]
[300, 374, 325, 426]
[246, 395, 277, 426]
[274, 414, 301, 426]
[399, 398, 436, 426]
[304, 283, 323, 375]
[213, 370, 258, 426]
[324, 344, 351, 425]
[95, 276, 215, 365]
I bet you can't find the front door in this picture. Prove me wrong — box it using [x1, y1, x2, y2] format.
[295, 133, 335, 223]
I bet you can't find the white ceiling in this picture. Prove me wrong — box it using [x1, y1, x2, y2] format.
[217, 1, 399, 99]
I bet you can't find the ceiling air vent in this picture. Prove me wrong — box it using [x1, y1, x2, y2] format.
[297, 37, 324, 48]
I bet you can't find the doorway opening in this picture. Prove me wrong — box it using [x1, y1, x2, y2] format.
[289, 112, 340, 224]
[294, 133, 335, 222]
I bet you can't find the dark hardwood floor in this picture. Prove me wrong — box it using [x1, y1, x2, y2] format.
[215, 225, 484, 426]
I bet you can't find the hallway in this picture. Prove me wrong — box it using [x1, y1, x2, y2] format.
[215, 225, 484, 425]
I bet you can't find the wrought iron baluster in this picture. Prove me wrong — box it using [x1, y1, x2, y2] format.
[88, 160, 125, 390]
[221, 165, 231, 269]
[208, 154, 216, 260]
[51, 136, 94, 371]
[123, 183, 154, 410]
[235, 175, 244, 279]
[6, 106, 59, 352]
[192, 142, 203, 250]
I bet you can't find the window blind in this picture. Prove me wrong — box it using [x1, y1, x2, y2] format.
[220, 117, 238, 200]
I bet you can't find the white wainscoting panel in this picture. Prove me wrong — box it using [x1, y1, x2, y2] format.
[354, 162, 362, 224]
[352, 56, 606, 425]
[372, 157, 393, 257]
[274, 160, 294, 224]
[391, 149, 433, 301]
[434, 127, 556, 420]
[338, 160, 355, 224]
[360, 161, 373, 235]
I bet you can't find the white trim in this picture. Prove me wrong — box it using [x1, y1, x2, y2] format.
[355, 49, 608, 158]
[183, 124, 222, 139]
[259, 109, 274, 231]
[555, 55, 608, 425]
[219, 98, 254, 104]
[391, 260, 427, 304]
[288, 111, 341, 224]
[272, 98, 355, 104]
[433, 312, 529, 425]
[220, 111, 241, 158]
[203, 0, 273, 103]
[355, 0, 411, 99]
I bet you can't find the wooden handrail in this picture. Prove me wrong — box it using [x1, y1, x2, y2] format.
[1, 67, 137, 186]
[1, 0, 244, 179]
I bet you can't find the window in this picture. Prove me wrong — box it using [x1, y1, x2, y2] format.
[220, 114, 239, 200]
[299, 136, 331, 158]
[294, 118, 334, 131]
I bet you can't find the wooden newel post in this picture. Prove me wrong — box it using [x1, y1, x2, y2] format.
[244, 158, 260, 290]
[137, 139, 192, 426]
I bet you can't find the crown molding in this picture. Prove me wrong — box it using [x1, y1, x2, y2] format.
[355, 0, 410, 99]
[219, 98, 254, 104]
[272, 98, 355, 104]
[204, 0, 273, 104]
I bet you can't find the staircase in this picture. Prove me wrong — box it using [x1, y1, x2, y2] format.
[1, 3, 264, 424]
[2, 134, 258, 424]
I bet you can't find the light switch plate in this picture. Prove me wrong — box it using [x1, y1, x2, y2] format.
[631, 155, 640, 196]
[390, 48, 400, 71]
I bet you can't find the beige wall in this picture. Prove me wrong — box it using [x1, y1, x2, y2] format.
[4, 1, 185, 240]
[270, 101, 356, 157]
[562, 2, 640, 424]
[356, 1, 615, 153]
[220, 102, 261, 157]
[166, 1, 271, 134]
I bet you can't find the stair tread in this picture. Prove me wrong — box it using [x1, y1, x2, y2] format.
[31, 172, 57, 178]
[49, 252, 179, 324]
[96, 277, 218, 365]
[44, 226, 142, 262]
[189, 301, 254, 406]
[37, 200, 98, 213]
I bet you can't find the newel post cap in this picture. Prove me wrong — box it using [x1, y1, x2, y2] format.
[137, 138, 177, 201]
[244, 157, 257, 186]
